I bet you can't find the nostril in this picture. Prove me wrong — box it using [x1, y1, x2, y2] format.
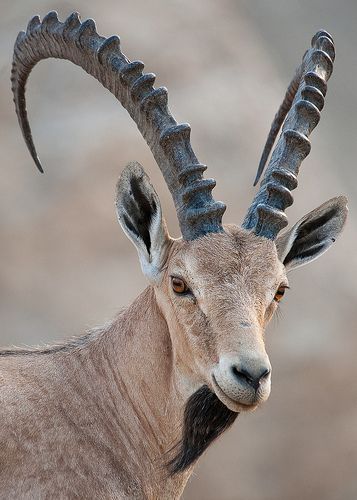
[260, 368, 271, 380]
[231, 366, 270, 391]
[232, 366, 256, 388]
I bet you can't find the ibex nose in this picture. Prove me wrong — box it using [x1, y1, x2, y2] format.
[213, 355, 272, 409]
[231, 364, 271, 391]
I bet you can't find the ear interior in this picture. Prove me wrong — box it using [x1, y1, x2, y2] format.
[277, 196, 348, 270]
[116, 162, 171, 280]
[121, 174, 157, 254]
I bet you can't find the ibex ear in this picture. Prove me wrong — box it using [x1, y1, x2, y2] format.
[276, 196, 348, 271]
[116, 162, 172, 281]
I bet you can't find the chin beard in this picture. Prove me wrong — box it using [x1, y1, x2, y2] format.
[167, 385, 238, 474]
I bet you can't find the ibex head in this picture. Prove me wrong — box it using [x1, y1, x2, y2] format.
[12, 13, 347, 428]
[116, 170, 346, 415]
[111, 30, 347, 414]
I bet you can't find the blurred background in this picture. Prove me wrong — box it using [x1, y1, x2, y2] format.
[1, 0, 356, 498]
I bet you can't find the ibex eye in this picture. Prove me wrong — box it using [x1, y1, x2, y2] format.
[171, 277, 189, 295]
[274, 285, 288, 302]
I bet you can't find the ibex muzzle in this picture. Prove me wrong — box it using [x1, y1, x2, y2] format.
[0, 11, 348, 498]
[213, 354, 272, 408]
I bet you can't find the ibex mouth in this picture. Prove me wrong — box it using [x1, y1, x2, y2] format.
[211, 374, 261, 413]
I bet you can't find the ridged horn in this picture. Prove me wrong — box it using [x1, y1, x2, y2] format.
[11, 11, 226, 241]
[243, 30, 335, 240]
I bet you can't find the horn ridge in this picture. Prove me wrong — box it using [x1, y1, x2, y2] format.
[11, 11, 225, 240]
[243, 30, 335, 239]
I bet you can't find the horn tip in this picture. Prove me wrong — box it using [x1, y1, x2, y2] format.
[253, 159, 265, 186]
[34, 156, 44, 173]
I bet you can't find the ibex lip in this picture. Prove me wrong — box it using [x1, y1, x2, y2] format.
[211, 374, 259, 413]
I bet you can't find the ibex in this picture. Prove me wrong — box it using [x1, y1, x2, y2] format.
[0, 11, 347, 499]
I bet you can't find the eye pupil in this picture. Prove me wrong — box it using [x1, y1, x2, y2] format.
[171, 277, 187, 294]
[274, 286, 287, 302]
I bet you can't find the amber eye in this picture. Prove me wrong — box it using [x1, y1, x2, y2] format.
[171, 277, 189, 294]
[274, 285, 288, 303]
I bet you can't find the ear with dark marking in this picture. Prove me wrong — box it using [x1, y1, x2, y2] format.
[276, 196, 348, 271]
[116, 162, 172, 281]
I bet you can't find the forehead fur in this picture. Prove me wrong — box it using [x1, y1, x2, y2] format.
[169, 225, 282, 287]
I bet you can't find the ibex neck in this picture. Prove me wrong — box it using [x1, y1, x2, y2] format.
[80, 286, 191, 497]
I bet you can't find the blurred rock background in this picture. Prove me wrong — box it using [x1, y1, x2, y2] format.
[0, 1, 356, 498]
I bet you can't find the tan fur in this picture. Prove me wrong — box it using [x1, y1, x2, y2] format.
[0, 227, 286, 498]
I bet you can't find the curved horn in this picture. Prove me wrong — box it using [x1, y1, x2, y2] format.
[253, 64, 302, 187]
[11, 11, 226, 241]
[243, 30, 335, 240]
